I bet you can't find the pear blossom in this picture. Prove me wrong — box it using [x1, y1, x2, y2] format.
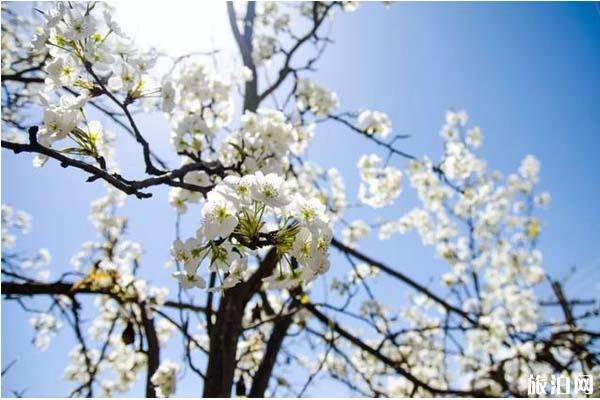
[287, 195, 328, 230]
[209, 242, 243, 273]
[466, 126, 483, 148]
[170, 237, 203, 273]
[253, 35, 278, 64]
[151, 361, 179, 398]
[45, 56, 79, 87]
[221, 259, 248, 289]
[172, 271, 206, 289]
[250, 172, 291, 208]
[519, 155, 540, 181]
[103, 10, 127, 38]
[342, 219, 371, 247]
[58, 8, 97, 41]
[296, 79, 338, 117]
[445, 109, 468, 126]
[357, 154, 402, 208]
[43, 104, 79, 139]
[201, 193, 238, 240]
[214, 175, 254, 208]
[534, 191, 551, 208]
[356, 110, 392, 138]
[108, 64, 138, 92]
[29, 313, 62, 351]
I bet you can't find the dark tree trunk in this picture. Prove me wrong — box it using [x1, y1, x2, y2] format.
[202, 286, 246, 397]
[248, 314, 293, 397]
[202, 249, 279, 397]
[203, 4, 276, 397]
[141, 304, 160, 398]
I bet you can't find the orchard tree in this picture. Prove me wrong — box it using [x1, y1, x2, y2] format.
[1, 2, 599, 398]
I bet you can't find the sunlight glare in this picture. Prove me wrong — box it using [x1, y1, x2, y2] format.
[113, 1, 235, 58]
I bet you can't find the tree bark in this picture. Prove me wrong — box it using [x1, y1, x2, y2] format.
[140, 304, 160, 398]
[248, 314, 293, 397]
[202, 248, 279, 397]
[226, 1, 258, 113]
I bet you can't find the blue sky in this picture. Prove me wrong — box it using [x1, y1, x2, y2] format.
[2, 2, 600, 397]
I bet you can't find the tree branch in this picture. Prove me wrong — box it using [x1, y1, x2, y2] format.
[140, 303, 160, 398]
[248, 313, 294, 397]
[331, 237, 477, 324]
[302, 301, 488, 397]
[1, 280, 209, 314]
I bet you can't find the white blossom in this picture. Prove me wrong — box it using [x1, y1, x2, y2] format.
[151, 361, 179, 398]
[357, 110, 392, 138]
[357, 154, 402, 208]
[296, 79, 338, 117]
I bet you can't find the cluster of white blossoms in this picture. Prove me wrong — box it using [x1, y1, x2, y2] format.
[164, 62, 234, 153]
[171, 171, 333, 291]
[356, 109, 392, 138]
[286, 163, 347, 222]
[71, 187, 169, 303]
[58, 188, 173, 395]
[371, 111, 556, 395]
[324, 168, 348, 217]
[168, 168, 212, 214]
[255, 2, 291, 32]
[151, 361, 179, 398]
[83, 295, 173, 396]
[519, 154, 541, 183]
[437, 111, 485, 181]
[348, 262, 379, 283]
[168, 107, 318, 214]
[1, 6, 43, 73]
[242, 1, 360, 68]
[222, 109, 297, 174]
[64, 345, 101, 386]
[249, 2, 290, 65]
[357, 154, 403, 208]
[1, 204, 32, 248]
[441, 140, 485, 181]
[158, 65, 338, 292]
[1, 204, 51, 281]
[2, 205, 56, 347]
[341, 219, 371, 248]
[162, 59, 238, 211]
[296, 79, 339, 117]
[342, 1, 361, 12]
[22, 2, 157, 168]
[29, 313, 62, 351]
[253, 35, 279, 65]
[99, 339, 147, 396]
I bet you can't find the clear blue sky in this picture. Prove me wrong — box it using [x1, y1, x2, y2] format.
[2, 2, 600, 397]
